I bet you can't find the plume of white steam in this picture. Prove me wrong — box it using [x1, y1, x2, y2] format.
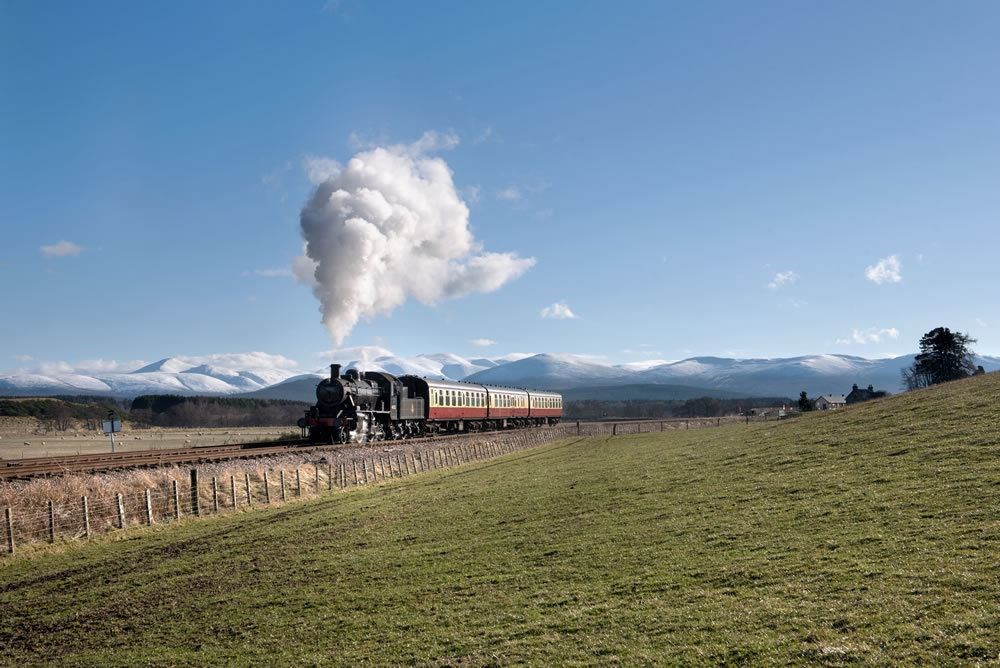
[296, 133, 535, 344]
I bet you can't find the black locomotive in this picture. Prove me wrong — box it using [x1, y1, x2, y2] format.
[298, 364, 563, 444]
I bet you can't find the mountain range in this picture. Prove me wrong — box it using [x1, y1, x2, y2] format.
[3, 351, 998, 402]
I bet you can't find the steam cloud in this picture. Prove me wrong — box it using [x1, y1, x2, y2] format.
[296, 134, 535, 344]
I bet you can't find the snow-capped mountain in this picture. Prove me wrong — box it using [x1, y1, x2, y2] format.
[0, 353, 301, 397]
[321, 351, 495, 381]
[3, 350, 998, 400]
[464, 353, 632, 388]
[632, 354, 1000, 397]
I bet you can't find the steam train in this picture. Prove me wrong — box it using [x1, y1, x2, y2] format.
[298, 364, 563, 443]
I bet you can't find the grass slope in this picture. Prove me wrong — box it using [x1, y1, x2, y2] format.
[2, 374, 999, 664]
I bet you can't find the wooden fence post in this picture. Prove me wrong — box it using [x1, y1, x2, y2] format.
[396, 454, 403, 476]
[172, 480, 181, 519]
[116, 493, 126, 529]
[612, 423, 618, 436]
[362, 459, 370, 484]
[230, 475, 237, 508]
[296, 468, 302, 497]
[576, 420, 581, 435]
[353, 460, 359, 485]
[280, 470, 287, 502]
[145, 489, 154, 525]
[263, 471, 271, 504]
[5, 508, 13, 554]
[245, 473, 253, 506]
[48, 500, 55, 543]
[315, 463, 320, 494]
[190, 469, 200, 517]
[212, 477, 220, 513]
[328, 462, 334, 491]
[82, 496, 90, 538]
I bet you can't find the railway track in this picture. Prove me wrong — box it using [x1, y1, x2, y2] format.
[0, 440, 319, 480]
[0, 429, 549, 480]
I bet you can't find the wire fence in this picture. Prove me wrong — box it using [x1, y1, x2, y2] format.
[2, 416, 745, 556]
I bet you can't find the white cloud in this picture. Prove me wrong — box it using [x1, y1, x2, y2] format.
[5, 352, 301, 377]
[13, 354, 32, 362]
[36, 358, 149, 375]
[836, 327, 900, 345]
[250, 267, 293, 278]
[471, 338, 496, 347]
[496, 186, 521, 201]
[40, 240, 83, 257]
[297, 134, 535, 344]
[767, 270, 799, 290]
[540, 301, 578, 319]
[865, 255, 902, 284]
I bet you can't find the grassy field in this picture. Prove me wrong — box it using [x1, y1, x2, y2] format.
[1, 374, 999, 664]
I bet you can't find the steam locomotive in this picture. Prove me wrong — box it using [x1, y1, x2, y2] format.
[298, 364, 563, 443]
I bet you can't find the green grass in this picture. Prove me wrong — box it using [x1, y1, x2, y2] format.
[2, 374, 1000, 665]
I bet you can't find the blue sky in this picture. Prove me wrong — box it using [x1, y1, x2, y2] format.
[2, 0, 999, 373]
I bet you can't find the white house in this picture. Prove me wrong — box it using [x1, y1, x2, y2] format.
[814, 394, 847, 410]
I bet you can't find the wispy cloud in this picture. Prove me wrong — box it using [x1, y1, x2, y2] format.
[471, 338, 496, 347]
[496, 185, 521, 201]
[247, 267, 293, 278]
[865, 255, 902, 284]
[767, 270, 799, 290]
[461, 185, 481, 204]
[261, 161, 292, 188]
[472, 125, 495, 144]
[410, 130, 460, 153]
[540, 301, 578, 320]
[13, 354, 32, 362]
[40, 240, 83, 257]
[303, 156, 342, 185]
[35, 358, 149, 375]
[836, 327, 900, 345]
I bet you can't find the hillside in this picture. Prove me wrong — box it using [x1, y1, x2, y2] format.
[2, 374, 999, 662]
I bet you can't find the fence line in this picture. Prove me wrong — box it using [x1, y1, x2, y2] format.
[2, 415, 747, 556]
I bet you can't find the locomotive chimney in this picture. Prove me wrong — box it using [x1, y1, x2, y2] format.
[330, 364, 341, 380]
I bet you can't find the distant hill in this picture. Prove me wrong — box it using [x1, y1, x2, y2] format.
[242, 374, 324, 402]
[561, 383, 750, 401]
[464, 353, 632, 390]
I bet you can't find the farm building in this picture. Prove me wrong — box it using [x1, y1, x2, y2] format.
[846, 384, 888, 405]
[814, 394, 847, 410]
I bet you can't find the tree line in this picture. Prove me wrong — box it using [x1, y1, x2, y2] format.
[565, 396, 792, 420]
[0, 395, 309, 430]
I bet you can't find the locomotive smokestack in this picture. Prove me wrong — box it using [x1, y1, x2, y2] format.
[330, 364, 341, 380]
